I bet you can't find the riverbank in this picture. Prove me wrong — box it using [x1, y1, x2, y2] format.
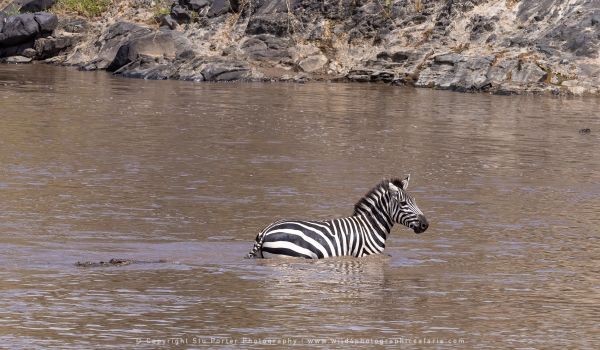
[1, 0, 599, 95]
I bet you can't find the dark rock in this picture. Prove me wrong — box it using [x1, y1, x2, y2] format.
[208, 0, 231, 17]
[18, 0, 55, 12]
[565, 32, 597, 58]
[536, 44, 559, 57]
[200, 61, 250, 81]
[171, 4, 192, 23]
[347, 69, 376, 82]
[158, 14, 178, 30]
[253, 0, 288, 14]
[0, 13, 39, 47]
[469, 15, 495, 41]
[245, 13, 288, 36]
[93, 21, 152, 70]
[79, 63, 97, 71]
[523, 1, 600, 59]
[411, 14, 428, 25]
[417, 55, 494, 90]
[0, 11, 57, 59]
[231, 0, 243, 12]
[508, 36, 531, 48]
[103, 21, 149, 41]
[241, 37, 267, 52]
[0, 41, 34, 57]
[116, 61, 176, 80]
[516, 0, 556, 22]
[370, 70, 395, 83]
[34, 35, 73, 59]
[33, 12, 58, 33]
[177, 49, 195, 60]
[240, 34, 291, 60]
[376, 51, 410, 62]
[511, 61, 547, 84]
[579, 128, 591, 134]
[434, 53, 464, 65]
[21, 47, 36, 57]
[494, 86, 520, 95]
[185, 0, 210, 11]
[485, 33, 497, 43]
[434, 0, 491, 33]
[107, 31, 191, 72]
[487, 58, 516, 83]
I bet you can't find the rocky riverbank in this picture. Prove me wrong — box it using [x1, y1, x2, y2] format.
[1, 0, 599, 95]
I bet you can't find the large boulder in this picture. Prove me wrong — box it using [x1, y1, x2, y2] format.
[416, 54, 495, 91]
[33, 12, 57, 33]
[298, 54, 328, 73]
[87, 21, 152, 70]
[0, 13, 40, 47]
[107, 30, 191, 72]
[0, 12, 57, 57]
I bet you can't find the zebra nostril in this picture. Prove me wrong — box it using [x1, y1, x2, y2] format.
[418, 215, 429, 231]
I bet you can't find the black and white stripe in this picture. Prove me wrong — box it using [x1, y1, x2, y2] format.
[246, 176, 429, 259]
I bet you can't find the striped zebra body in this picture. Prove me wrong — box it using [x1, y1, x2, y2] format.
[246, 176, 429, 259]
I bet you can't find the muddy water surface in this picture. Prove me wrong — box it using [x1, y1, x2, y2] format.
[0, 65, 599, 349]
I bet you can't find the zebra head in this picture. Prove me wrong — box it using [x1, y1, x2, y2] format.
[388, 175, 429, 234]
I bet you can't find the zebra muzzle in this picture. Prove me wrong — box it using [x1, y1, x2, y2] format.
[413, 215, 429, 234]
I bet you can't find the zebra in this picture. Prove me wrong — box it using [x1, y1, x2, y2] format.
[246, 175, 429, 259]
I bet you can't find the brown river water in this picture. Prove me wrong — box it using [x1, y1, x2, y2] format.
[0, 65, 599, 349]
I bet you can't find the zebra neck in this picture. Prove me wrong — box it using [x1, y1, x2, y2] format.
[354, 210, 393, 239]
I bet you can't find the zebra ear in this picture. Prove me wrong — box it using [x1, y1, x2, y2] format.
[400, 174, 410, 190]
[388, 181, 400, 194]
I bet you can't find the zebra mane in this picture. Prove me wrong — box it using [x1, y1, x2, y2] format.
[352, 178, 404, 216]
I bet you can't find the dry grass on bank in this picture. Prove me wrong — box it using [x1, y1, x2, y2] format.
[52, 0, 112, 17]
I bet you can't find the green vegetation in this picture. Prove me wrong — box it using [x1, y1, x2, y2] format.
[3, 4, 21, 16]
[53, 0, 112, 17]
[152, 0, 172, 17]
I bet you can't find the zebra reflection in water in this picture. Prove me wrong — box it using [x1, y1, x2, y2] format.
[247, 176, 429, 259]
[255, 255, 390, 302]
